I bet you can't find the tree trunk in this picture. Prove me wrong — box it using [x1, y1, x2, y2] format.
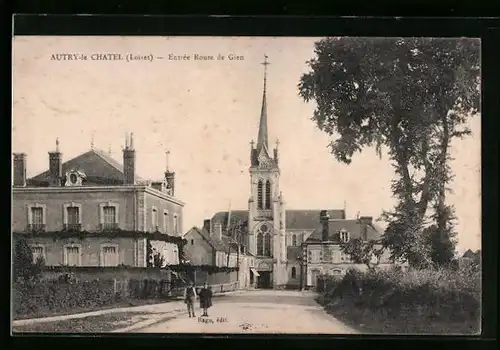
[436, 115, 451, 237]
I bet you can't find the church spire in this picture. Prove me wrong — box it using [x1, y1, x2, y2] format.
[257, 55, 270, 151]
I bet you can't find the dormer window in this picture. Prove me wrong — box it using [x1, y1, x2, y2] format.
[64, 169, 86, 187]
[340, 229, 350, 243]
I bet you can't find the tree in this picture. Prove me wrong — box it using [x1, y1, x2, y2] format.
[153, 251, 165, 268]
[13, 236, 44, 281]
[298, 37, 480, 266]
[424, 205, 458, 267]
[224, 217, 248, 267]
[340, 238, 385, 271]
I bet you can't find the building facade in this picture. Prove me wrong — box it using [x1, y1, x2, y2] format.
[183, 221, 257, 289]
[12, 134, 185, 268]
[300, 211, 394, 289]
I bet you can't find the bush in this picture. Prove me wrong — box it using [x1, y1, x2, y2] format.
[320, 264, 481, 333]
[12, 278, 116, 319]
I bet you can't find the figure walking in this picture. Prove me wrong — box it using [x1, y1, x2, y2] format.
[183, 282, 197, 318]
[199, 283, 213, 317]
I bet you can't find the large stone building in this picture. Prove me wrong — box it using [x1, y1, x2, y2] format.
[208, 58, 390, 289]
[12, 134, 185, 268]
[300, 210, 393, 289]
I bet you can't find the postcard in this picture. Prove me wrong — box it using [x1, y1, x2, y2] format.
[11, 35, 481, 335]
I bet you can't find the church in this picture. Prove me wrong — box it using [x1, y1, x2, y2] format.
[207, 57, 385, 289]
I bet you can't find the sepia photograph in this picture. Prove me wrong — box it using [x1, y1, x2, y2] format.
[11, 36, 481, 335]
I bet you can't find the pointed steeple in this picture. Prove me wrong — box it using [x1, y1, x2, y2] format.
[256, 55, 270, 152]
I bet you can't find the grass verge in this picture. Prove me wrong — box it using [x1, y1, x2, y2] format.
[322, 299, 480, 335]
[13, 298, 181, 321]
[12, 311, 152, 333]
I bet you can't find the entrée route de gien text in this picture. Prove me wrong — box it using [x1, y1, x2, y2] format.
[50, 53, 245, 62]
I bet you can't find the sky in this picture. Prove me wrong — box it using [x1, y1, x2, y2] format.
[12, 36, 481, 254]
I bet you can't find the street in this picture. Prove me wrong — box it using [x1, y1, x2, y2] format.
[135, 290, 357, 334]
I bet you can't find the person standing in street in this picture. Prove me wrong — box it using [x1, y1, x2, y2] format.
[183, 281, 197, 318]
[199, 283, 213, 317]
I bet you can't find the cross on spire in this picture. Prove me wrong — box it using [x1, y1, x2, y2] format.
[250, 140, 255, 148]
[261, 54, 270, 93]
[257, 55, 270, 151]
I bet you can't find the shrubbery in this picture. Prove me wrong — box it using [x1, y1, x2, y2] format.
[13, 278, 116, 318]
[319, 264, 481, 334]
[12, 276, 182, 319]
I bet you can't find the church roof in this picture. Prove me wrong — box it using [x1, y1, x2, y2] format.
[304, 219, 382, 243]
[28, 148, 143, 186]
[211, 209, 346, 231]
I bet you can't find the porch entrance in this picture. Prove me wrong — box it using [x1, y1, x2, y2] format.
[257, 271, 272, 289]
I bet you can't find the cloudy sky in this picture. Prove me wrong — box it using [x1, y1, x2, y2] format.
[12, 36, 481, 253]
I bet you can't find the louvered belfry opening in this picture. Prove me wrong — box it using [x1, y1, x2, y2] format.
[257, 180, 263, 209]
[265, 180, 271, 209]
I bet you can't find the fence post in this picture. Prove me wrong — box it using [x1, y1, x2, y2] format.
[113, 278, 117, 300]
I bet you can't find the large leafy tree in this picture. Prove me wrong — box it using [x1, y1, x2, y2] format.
[299, 37, 480, 267]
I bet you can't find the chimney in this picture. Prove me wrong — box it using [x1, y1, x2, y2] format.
[123, 132, 136, 185]
[320, 210, 330, 242]
[165, 171, 175, 196]
[13, 153, 27, 187]
[203, 219, 211, 233]
[164, 150, 175, 196]
[274, 139, 279, 164]
[359, 216, 372, 241]
[48, 138, 62, 187]
[213, 221, 222, 240]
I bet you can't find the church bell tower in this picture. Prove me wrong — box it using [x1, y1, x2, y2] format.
[248, 55, 287, 289]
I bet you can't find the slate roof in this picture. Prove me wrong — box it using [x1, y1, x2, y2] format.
[462, 249, 480, 259]
[186, 227, 229, 252]
[28, 148, 144, 186]
[304, 219, 382, 243]
[211, 209, 346, 230]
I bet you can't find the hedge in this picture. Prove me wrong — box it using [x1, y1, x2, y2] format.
[318, 264, 481, 330]
[13, 278, 116, 319]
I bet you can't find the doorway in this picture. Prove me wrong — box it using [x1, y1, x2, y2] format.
[257, 271, 272, 289]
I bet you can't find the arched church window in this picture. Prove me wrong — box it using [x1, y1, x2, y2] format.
[291, 266, 297, 278]
[257, 180, 263, 209]
[292, 234, 297, 247]
[265, 180, 271, 209]
[257, 232, 264, 256]
[264, 232, 271, 257]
